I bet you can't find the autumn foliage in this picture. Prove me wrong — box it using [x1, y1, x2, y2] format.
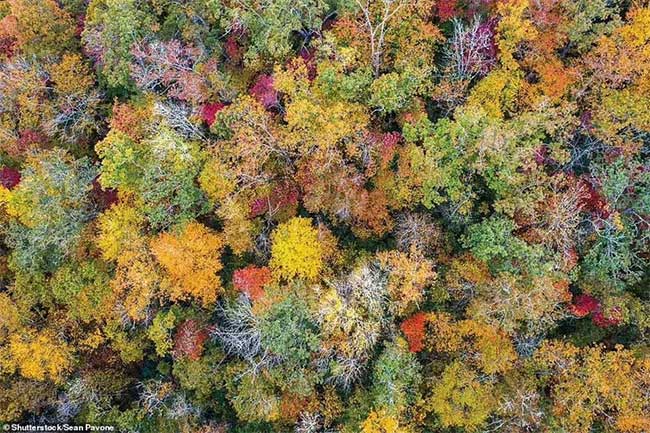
[0, 0, 649, 432]
[232, 265, 272, 301]
[151, 222, 224, 306]
[400, 313, 428, 353]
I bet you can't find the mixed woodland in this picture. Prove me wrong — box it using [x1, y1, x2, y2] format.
[1, 0, 650, 432]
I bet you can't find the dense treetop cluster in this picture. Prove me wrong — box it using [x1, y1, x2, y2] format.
[1, 0, 650, 432]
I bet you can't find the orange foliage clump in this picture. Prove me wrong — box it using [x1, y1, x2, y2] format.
[400, 312, 429, 353]
[233, 265, 272, 301]
[151, 222, 225, 306]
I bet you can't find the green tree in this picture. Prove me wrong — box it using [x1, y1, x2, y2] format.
[83, 0, 154, 90]
[3, 150, 96, 273]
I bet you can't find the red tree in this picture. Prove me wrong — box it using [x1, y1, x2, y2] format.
[201, 102, 226, 126]
[401, 312, 428, 353]
[232, 265, 272, 301]
[173, 320, 209, 360]
[568, 294, 621, 328]
[0, 167, 21, 189]
[249, 74, 278, 110]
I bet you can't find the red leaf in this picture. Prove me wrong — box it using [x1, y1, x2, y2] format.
[17, 129, 47, 153]
[592, 306, 622, 328]
[437, 0, 458, 21]
[225, 34, 242, 62]
[568, 294, 600, 318]
[300, 48, 317, 80]
[249, 183, 299, 218]
[569, 294, 621, 328]
[92, 178, 119, 209]
[0, 36, 17, 58]
[578, 179, 610, 219]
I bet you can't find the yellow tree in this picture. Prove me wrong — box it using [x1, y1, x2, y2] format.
[1, 329, 73, 383]
[0, 293, 21, 345]
[96, 199, 145, 261]
[343, 0, 437, 77]
[534, 341, 650, 433]
[419, 313, 518, 430]
[361, 409, 409, 433]
[110, 239, 161, 322]
[424, 313, 517, 375]
[377, 248, 436, 317]
[427, 361, 497, 431]
[151, 222, 225, 306]
[270, 217, 324, 280]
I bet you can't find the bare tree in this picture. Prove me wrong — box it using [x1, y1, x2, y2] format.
[496, 388, 544, 433]
[446, 18, 497, 81]
[153, 100, 205, 140]
[317, 263, 389, 390]
[395, 212, 441, 254]
[212, 296, 264, 362]
[167, 393, 201, 420]
[539, 177, 587, 254]
[353, 0, 413, 76]
[138, 380, 172, 415]
[322, 351, 368, 391]
[296, 412, 323, 433]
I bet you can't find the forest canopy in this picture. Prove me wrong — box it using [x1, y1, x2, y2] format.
[1, 0, 650, 432]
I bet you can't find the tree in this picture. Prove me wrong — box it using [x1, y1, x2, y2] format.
[348, 0, 419, 76]
[83, 0, 154, 90]
[0, 379, 56, 422]
[534, 341, 650, 433]
[319, 263, 389, 389]
[424, 314, 517, 375]
[464, 271, 572, 336]
[250, 74, 279, 110]
[151, 222, 225, 307]
[226, 364, 282, 422]
[110, 239, 161, 322]
[368, 69, 427, 114]
[148, 310, 177, 357]
[172, 319, 209, 361]
[427, 361, 496, 431]
[96, 122, 208, 230]
[445, 18, 497, 81]
[400, 312, 427, 353]
[0, 167, 21, 190]
[463, 216, 546, 274]
[96, 200, 145, 262]
[259, 292, 320, 365]
[45, 54, 103, 147]
[130, 38, 211, 105]
[270, 217, 324, 281]
[376, 249, 435, 317]
[1, 328, 74, 383]
[2, 0, 76, 58]
[0, 60, 52, 157]
[233, 265, 272, 301]
[50, 259, 113, 324]
[370, 338, 421, 417]
[360, 409, 408, 433]
[220, 0, 340, 69]
[393, 212, 440, 255]
[2, 150, 96, 273]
